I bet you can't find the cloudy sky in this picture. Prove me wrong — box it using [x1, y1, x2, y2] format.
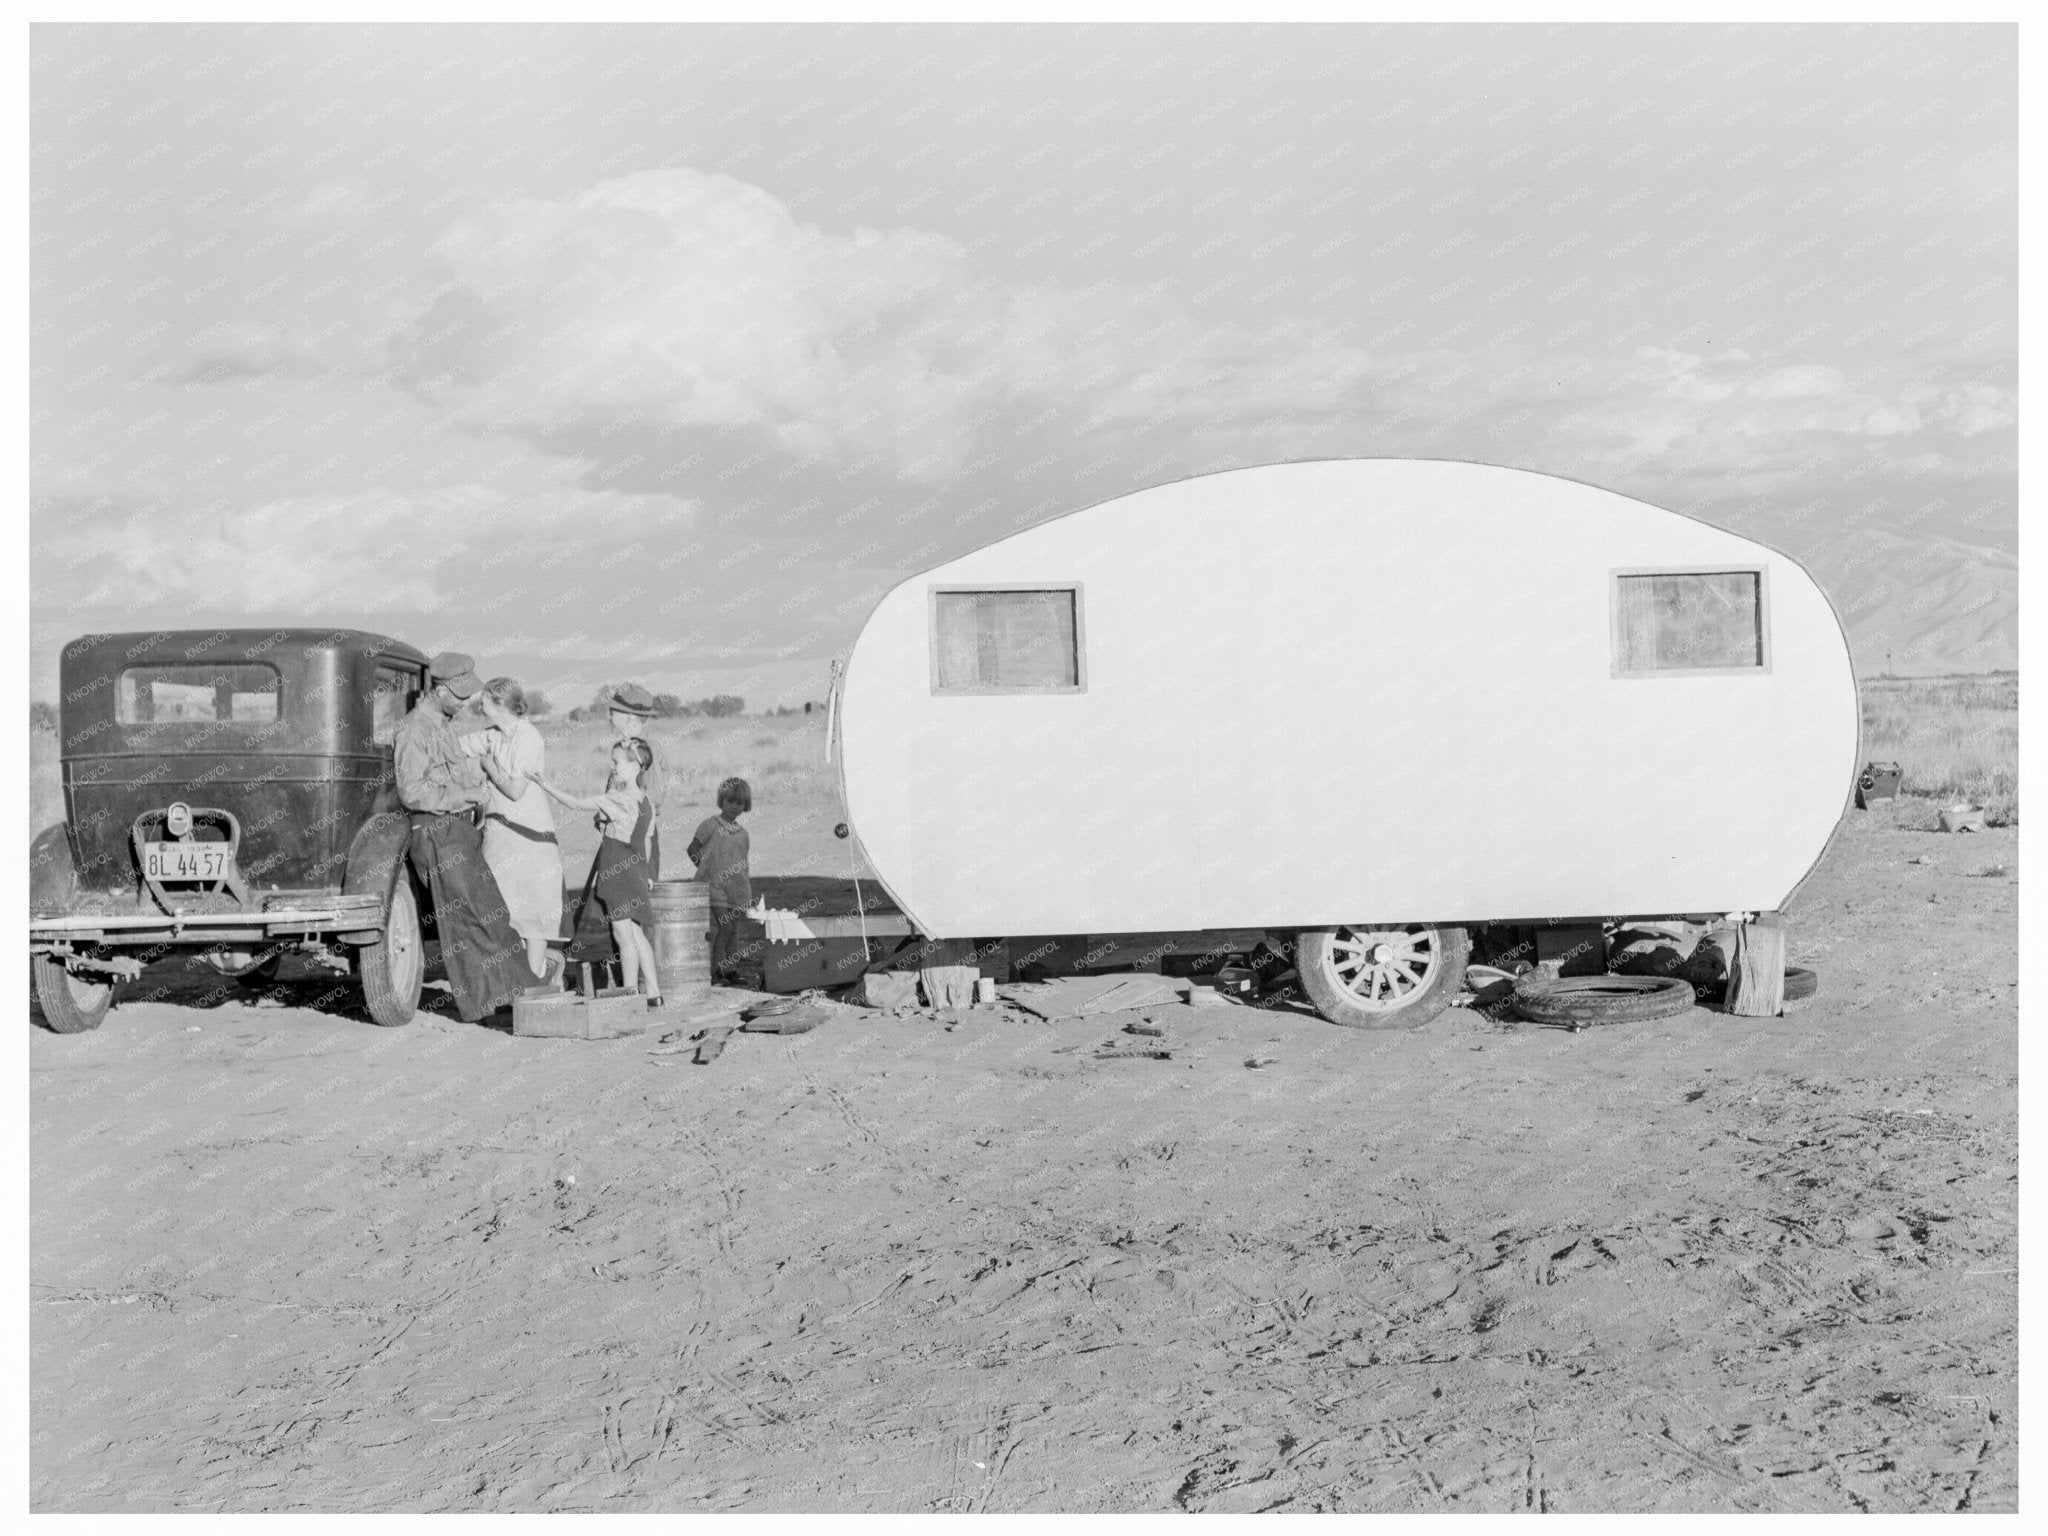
[31, 23, 2016, 704]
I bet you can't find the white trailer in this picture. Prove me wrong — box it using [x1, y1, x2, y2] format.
[835, 458, 1858, 1028]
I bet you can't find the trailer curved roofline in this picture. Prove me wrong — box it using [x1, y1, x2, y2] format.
[834, 456, 1859, 927]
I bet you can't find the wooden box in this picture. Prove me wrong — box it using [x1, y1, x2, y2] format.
[512, 988, 649, 1039]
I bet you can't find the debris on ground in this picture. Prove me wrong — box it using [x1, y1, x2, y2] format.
[844, 971, 917, 1009]
[741, 1005, 828, 1035]
[1123, 1019, 1164, 1037]
[919, 964, 979, 1009]
[1454, 964, 1519, 1008]
[1244, 1055, 1278, 1069]
[1000, 973, 1186, 1021]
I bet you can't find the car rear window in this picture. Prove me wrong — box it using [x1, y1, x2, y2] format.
[372, 663, 419, 745]
[117, 664, 282, 724]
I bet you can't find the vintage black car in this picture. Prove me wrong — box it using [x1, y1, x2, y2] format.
[30, 629, 433, 1031]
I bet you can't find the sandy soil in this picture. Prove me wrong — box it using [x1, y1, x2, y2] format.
[30, 803, 2017, 1512]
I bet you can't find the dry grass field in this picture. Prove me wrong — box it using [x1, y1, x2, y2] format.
[27, 673, 2019, 855]
[1858, 673, 2018, 826]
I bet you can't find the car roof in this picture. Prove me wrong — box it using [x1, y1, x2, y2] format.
[61, 628, 429, 668]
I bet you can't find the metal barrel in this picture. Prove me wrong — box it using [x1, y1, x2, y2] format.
[649, 880, 713, 1000]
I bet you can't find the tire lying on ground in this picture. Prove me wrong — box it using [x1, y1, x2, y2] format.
[1511, 974, 1697, 1026]
[1782, 965, 1819, 1002]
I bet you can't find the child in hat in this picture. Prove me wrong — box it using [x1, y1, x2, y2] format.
[534, 740, 662, 1007]
[608, 684, 667, 876]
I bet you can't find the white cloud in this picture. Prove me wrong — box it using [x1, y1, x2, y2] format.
[1743, 365, 1844, 400]
[1566, 350, 2009, 468]
[47, 483, 694, 617]
[1931, 383, 2016, 437]
[384, 167, 2015, 512]
[401, 168, 1398, 482]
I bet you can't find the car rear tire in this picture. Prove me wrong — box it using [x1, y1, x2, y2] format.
[358, 877, 423, 1027]
[1297, 923, 1470, 1030]
[33, 954, 116, 1034]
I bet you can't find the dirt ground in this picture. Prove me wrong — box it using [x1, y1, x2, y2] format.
[29, 803, 2017, 1512]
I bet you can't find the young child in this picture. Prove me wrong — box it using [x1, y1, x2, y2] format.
[688, 777, 753, 984]
[534, 740, 662, 1007]
[606, 685, 667, 876]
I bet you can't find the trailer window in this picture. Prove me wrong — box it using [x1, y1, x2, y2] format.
[117, 664, 282, 723]
[931, 587, 1084, 693]
[372, 663, 420, 746]
[1613, 569, 1768, 675]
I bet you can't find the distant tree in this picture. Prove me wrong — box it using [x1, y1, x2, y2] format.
[29, 700, 57, 732]
[524, 689, 552, 718]
[702, 694, 744, 718]
[651, 692, 686, 719]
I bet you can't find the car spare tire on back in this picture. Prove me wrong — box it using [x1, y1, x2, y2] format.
[1511, 974, 1696, 1027]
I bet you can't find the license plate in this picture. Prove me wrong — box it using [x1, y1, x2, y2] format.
[143, 842, 233, 882]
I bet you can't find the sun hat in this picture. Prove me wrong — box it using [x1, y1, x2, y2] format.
[610, 683, 657, 717]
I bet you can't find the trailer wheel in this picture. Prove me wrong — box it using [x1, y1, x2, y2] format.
[1511, 974, 1695, 1027]
[1297, 923, 1469, 1030]
[356, 878, 422, 1027]
[33, 954, 117, 1034]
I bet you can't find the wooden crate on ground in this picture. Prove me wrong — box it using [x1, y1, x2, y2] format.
[512, 987, 650, 1039]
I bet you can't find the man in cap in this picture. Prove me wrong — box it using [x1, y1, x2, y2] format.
[607, 683, 668, 876]
[394, 652, 553, 1020]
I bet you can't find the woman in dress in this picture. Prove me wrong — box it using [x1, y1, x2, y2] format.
[469, 678, 564, 984]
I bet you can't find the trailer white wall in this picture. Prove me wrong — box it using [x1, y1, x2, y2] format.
[839, 460, 1857, 938]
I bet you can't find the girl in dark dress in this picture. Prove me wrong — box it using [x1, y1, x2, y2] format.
[534, 740, 661, 1005]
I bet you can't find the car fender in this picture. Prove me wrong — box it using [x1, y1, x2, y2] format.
[342, 812, 414, 927]
[30, 824, 79, 914]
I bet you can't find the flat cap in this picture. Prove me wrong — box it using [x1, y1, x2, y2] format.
[610, 683, 657, 717]
[429, 651, 482, 698]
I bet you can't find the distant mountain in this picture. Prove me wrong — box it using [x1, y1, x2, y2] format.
[1789, 524, 2018, 675]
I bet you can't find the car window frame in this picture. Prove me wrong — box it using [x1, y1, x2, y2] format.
[114, 661, 286, 727]
[372, 658, 424, 747]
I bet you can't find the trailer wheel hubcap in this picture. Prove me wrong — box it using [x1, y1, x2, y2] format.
[1324, 925, 1440, 1011]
